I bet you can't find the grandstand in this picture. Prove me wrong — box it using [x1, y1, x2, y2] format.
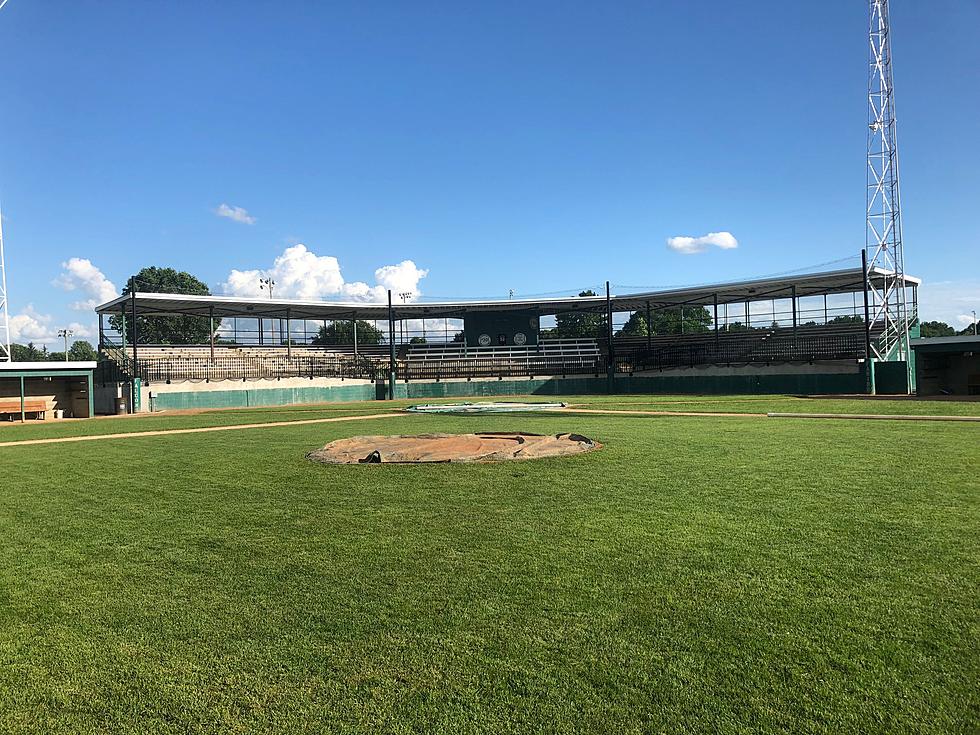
[93, 264, 920, 412]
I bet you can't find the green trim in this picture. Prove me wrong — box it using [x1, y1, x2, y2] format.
[0, 369, 94, 379]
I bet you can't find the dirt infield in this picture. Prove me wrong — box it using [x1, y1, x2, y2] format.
[308, 432, 601, 464]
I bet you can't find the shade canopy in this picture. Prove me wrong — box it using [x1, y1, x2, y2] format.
[95, 266, 920, 321]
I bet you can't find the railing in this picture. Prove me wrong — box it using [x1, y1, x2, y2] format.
[402, 356, 602, 381]
[97, 353, 383, 384]
[97, 326, 880, 385]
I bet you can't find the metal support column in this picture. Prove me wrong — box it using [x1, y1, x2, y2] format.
[745, 301, 750, 330]
[605, 281, 614, 391]
[862, 249, 875, 394]
[120, 307, 126, 351]
[258, 318, 264, 346]
[791, 285, 798, 348]
[352, 318, 358, 360]
[286, 308, 292, 358]
[130, 278, 139, 366]
[209, 305, 215, 363]
[19, 375, 25, 422]
[98, 313, 104, 353]
[86, 372, 94, 418]
[387, 290, 396, 399]
[713, 294, 719, 348]
[645, 300, 652, 350]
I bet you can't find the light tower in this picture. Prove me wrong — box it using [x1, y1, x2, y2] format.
[0, 202, 11, 362]
[865, 0, 911, 387]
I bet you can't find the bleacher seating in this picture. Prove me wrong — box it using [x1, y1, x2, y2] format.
[101, 321, 888, 384]
[403, 339, 602, 379]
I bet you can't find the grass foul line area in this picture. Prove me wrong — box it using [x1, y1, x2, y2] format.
[0, 412, 409, 448]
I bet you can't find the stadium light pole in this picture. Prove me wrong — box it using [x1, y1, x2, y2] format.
[58, 328, 73, 361]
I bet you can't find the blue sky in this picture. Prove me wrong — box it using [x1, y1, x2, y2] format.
[1, 0, 978, 344]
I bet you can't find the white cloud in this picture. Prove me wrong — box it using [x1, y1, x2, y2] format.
[214, 203, 256, 225]
[666, 231, 739, 255]
[221, 244, 428, 303]
[916, 278, 980, 327]
[9, 305, 57, 344]
[374, 261, 429, 300]
[8, 305, 95, 347]
[53, 257, 118, 310]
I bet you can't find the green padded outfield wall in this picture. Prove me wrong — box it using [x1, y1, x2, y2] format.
[151, 383, 378, 411]
[464, 310, 540, 347]
[391, 370, 865, 399]
[147, 369, 866, 411]
[873, 361, 911, 395]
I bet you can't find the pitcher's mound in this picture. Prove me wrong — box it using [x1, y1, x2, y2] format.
[308, 432, 600, 464]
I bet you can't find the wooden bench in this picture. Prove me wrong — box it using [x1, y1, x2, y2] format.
[0, 400, 48, 420]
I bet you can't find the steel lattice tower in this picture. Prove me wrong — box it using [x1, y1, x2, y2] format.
[866, 0, 911, 381]
[0, 202, 11, 362]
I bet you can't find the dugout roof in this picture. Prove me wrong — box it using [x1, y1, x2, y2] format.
[95, 266, 920, 321]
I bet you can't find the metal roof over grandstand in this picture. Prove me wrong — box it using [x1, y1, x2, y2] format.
[95, 266, 920, 321]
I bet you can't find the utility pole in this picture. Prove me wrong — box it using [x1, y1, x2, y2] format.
[865, 0, 912, 391]
[260, 277, 275, 298]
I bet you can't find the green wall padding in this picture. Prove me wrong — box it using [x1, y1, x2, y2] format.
[152, 383, 378, 411]
[873, 361, 910, 394]
[149, 369, 866, 411]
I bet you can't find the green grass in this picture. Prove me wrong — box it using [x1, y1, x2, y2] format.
[568, 393, 980, 416]
[1, 393, 977, 444]
[1, 400, 978, 733]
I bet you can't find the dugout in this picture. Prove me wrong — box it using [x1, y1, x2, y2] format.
[911, 336, 980, 396]
[0, 362, 96, 421]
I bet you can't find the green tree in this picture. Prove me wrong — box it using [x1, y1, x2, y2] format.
[11, 343, 46, 361]
[311, 320, 384, 345]
[827, 315, 865, 325]
[549, 291, 605, 338]
[68, 340, 98, 361]
[109, 267, 215, 344]
[617, 306, 713, 337]
[919, 321, 956, 338]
